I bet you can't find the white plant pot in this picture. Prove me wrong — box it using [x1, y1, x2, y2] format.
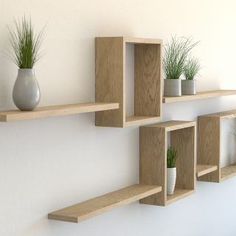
[181, 80, 196, 95]
[167, 167, 177, 195]
[164, 79, 181, 97]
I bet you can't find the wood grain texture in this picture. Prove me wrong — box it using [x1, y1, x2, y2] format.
[48, 184, 162, 223]
[134, 43, 162, 118]
[140, 120, 196, 206]
[163, 90, 236, 103]
[197, 116, 221, 182]
[221, 165, 236, 181]
[171, 126, 196, 190]
[124, 37, 162, 44]
[0, 103, 119, 122]
[196, 165, 218, 178]
[139, 126, 167, 206]
[147, 120, 195, 131]
[204, 109, 236, 119]
[95, 37, 125, 127]
[95, 36, 162, 127]
[125, 116, 160, 127]
[166, 189, 194, 205]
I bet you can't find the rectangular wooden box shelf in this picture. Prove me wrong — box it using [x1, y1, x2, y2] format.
[221, 165, 236, 181]
[196, 164, 218, 178]
[0, 102, 119, 122]
[166, 189, 194, 205]
[48, 184, 162, 223]
[163, 90, 236, 103]
[198, 110, 236, 182]
[95, 37, 162, 127]
[140, 120, 196, 206]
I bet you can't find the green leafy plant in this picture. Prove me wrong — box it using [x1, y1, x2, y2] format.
[8, 17, 44, 69]
[184, 57, 200, 80]
[167, 147, 177, 168]
[163, 36, 198, 80]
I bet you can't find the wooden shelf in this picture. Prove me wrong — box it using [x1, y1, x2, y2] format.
[163, 90, 236, 103]
[48, 184, 162, 223]
[125, 116, 160, 127]
[140, 120, 196, 206]
[198, 111, 236, 182]
[95, 37, 162, 127]
[166, 189, 194, 205]
[221, 165, 236, 181]
[196, 165, 218, 178]
[0, 102, 119, 122]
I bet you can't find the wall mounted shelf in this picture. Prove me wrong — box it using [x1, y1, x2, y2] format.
[196, 164, 218, 178]
[0, 102, 119, 122]
[198, 110, 236, 182]
[95, 37, 162, 127]
[163, 90, 236, 103]
[48, 184, 162, 223]
[139, 120, 196, 206]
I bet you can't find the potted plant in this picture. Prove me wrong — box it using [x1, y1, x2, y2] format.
[167, 146, 177, 195]
[9, 17, 44, 111]
[182, 57, 200, 95]
[163, 36, 198, 97]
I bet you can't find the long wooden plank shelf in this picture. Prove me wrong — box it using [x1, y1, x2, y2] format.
[163, 90, 236, 103]
[221, 165, 236, 181]
[196, 164, 218, 178]
[166, 189, 194, 205]
[48, 184, 162, 223]
[0, 102, 119, 122]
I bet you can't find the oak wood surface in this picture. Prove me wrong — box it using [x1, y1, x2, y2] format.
[221, 165, 236, 181]
[140, 120, 196, 206]
[197, 116, 221, 182]
[48, 184, 162, 223]
[166, 189, 194, 205]
[163, 90, 236, 103]
[0, 102, 119, 122]
[196, 164, 218, 178]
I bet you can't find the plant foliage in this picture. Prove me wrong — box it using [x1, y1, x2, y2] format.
[184, 57, 200, 80]
[167, 146, 177, 168]
[163, 36, 198, 80]
[9, 17, 43, 69]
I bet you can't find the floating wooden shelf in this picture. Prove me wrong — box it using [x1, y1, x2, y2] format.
[0, 102, 119, 122]
[139, 120, 196, 206]
[198, 110, 236, 182]
[163, 90, 236, 103]
[95, 36, 162, 127]
[48, 184, 162, 223]
[196, 164, 218, 178]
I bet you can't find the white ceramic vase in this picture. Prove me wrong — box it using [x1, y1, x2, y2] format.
[13, 69, 41, 111]
[167, 167, 176, 195]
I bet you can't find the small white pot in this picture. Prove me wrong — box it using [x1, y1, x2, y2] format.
[181, 80, 196, 95]
[164, 79, 181, 97]
[167, 167, 176, 195]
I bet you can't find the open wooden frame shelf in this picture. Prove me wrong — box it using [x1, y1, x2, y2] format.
[95, 37, 162, 127]
[48, 184, 162, 223]
[163, 90, 236, 104]
[139, 120, 196, 206]
[0, 102, 119, 122]
[198, 110, 236, 182]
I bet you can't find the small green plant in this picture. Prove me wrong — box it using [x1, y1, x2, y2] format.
[8, 17, 44, 69]
[184, 57, 200, 80]
[167, 147, 177, 168]
[163, 36, 198, 80]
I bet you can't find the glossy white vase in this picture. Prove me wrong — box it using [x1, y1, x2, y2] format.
[13, 69, 41, 111]
[167, 167, 176, 195]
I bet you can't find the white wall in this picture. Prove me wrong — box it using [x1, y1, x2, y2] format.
[1, 0, 236, 235]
